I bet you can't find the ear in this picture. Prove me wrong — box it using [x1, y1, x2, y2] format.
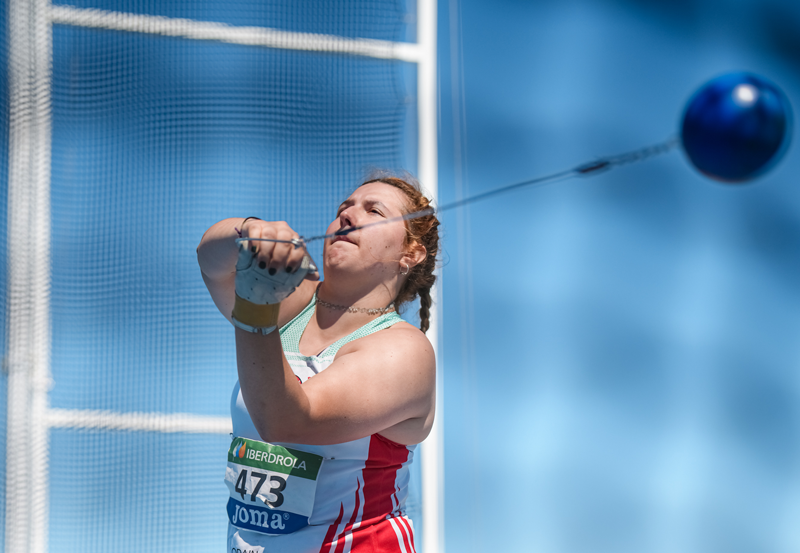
[401, 241, 427, 270]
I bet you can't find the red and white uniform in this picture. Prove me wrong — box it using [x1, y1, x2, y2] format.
[228, 298, 417, 553]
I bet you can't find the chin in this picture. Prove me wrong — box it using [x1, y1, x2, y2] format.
[322, 251, 354, 274]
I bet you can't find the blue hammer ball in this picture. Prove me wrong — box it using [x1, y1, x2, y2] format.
[681, 72, 792, 182]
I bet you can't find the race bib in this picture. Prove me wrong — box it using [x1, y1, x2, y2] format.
[225, 437, 323, 535]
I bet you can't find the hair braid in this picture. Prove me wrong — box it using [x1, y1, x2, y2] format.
[418, 285, 433, 334]
[361, 174, 440, 333]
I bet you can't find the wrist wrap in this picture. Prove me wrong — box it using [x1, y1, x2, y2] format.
[231, 296, 281, 335]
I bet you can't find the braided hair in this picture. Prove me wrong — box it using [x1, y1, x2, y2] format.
[361, 175, 440, 333]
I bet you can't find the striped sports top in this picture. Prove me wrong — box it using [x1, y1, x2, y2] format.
[229, 291, 418, 553]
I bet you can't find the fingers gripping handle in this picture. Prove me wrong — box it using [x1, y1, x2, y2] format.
[234, 242, 315, 304]
[231, 243, 315, 334]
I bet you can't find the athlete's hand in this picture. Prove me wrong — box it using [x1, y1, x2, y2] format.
[236, 220, 319, 306]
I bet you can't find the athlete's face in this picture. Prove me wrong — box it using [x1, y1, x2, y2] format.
[322, 182, 411, 278]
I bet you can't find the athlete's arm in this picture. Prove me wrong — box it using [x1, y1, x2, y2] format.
[197, 218, 317, 326]
[235, 322, 435, 446]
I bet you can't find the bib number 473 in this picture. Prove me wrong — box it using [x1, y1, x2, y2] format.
[235, 469, 287, 508]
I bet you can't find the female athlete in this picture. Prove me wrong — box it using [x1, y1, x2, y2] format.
[197, 176, 439, 553]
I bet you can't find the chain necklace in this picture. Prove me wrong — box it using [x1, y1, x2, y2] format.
[315, 284, 395, 315]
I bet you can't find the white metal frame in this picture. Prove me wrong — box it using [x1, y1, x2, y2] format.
[4, 1, 442, 552]
[415, 3, 444, 553]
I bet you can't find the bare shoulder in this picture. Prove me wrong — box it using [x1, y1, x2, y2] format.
[337, 320, 435, 371]
[330, 321, 436, 444]
[278, 279, 317, 327]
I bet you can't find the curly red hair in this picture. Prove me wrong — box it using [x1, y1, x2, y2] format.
[361, 174, 440, 333]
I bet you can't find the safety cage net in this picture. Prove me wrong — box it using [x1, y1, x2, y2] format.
[1, 0, 424, 551]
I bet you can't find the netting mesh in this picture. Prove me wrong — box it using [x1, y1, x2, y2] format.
[3, 0, 422, 550]
[48, 431, 232, 550]
[48, 27, 411, 414]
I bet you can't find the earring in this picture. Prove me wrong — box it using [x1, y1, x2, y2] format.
[400, 262, 409, 275]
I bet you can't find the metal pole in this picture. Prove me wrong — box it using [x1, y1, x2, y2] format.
[5, 0, 53, 551]
[28, 1, 53, 551]
[417, 0, 443, 552]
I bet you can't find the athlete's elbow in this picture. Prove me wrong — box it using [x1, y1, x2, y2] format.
[253, 416, 307, 444]
[247, 391, 317, 444]
[251, 415, 282, 443]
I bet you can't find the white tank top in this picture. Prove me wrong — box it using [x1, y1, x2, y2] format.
[228, 292, 418, 553]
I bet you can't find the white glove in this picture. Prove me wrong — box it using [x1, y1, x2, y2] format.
[231, 242, 317, 334]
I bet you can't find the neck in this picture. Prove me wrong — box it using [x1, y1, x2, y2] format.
[314, 278, 398, 328]
[319, 267, 400, 307]
[318, 280, 394, 307]
[296, 279, 398, 358]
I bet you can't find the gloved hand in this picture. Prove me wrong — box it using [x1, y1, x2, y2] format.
[231, 236, 317, 334]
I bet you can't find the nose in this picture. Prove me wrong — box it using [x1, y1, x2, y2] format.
[339, 206, 355, 229]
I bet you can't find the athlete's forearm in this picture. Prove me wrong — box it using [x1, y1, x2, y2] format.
[196, 218, 241, 281]
[235, 328, 312, 443]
